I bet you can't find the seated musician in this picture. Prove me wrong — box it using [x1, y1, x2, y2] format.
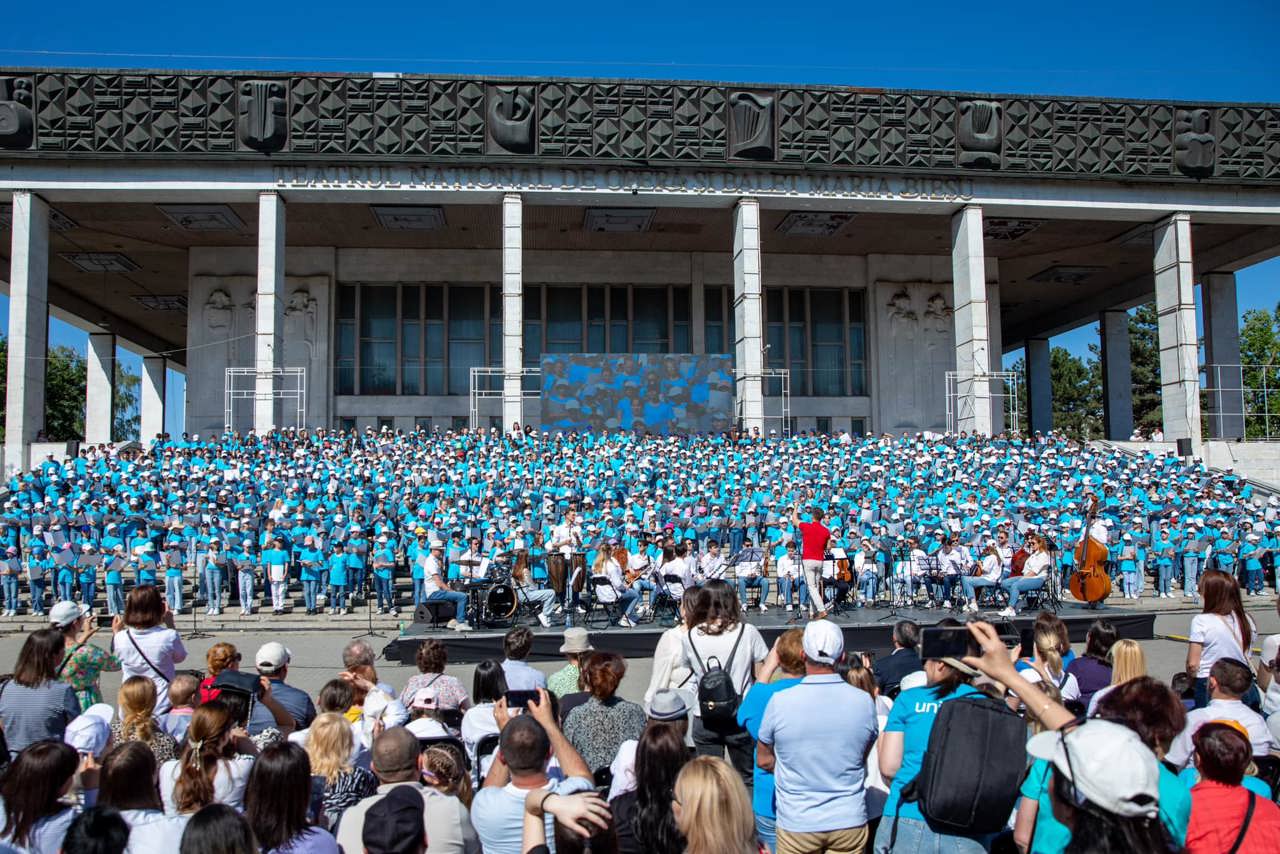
[626, 536, 657, 606]
[423, 539, 471, 632]
[458, 536, 491, 581]
[890, 537, 925, 604]
[933, 536, 968, 608]
[698, 540, 728, 584]
[855, 537, 878, 604]
[776, 539, 807, 612]
[821, 529, 851, 611]
[734, 542, 770, 613]
[591, 546, 640, 627]
[961, 541, 1003, 612]
[998, 533, 1050, 617]
[511, 546, 558, 627]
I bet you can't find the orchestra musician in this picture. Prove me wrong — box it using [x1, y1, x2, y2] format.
[591, 544, 640, 627]
[698, 540, 728, 583]
[855, 538, 879, 605]
[999, 533, 1050, 617]
[511, 547, 558, 627]
[458, 536, 491, 581]
[422, 539, 471, 632]
[961, 541, 1003, 613]
[776, 540, 807, 612]
[933, 536, 969, 608]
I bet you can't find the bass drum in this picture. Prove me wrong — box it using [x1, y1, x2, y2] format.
[484, 583, 518, 622]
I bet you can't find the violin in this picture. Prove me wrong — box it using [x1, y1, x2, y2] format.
[1069, 492, 1112, 605]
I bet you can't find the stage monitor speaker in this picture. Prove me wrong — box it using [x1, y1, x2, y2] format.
[413, 604, 432, 623]
[1176, 438, 1192, 457]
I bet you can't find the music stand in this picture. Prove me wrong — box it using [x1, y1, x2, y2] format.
[727, 547, 766, 615]
[877, 544, 911, 624]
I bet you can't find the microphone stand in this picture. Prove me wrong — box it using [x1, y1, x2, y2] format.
[352, 572, 385, 639]
[185, 542, 211, 639]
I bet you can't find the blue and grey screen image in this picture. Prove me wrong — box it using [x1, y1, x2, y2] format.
[541, 354, 735, 434]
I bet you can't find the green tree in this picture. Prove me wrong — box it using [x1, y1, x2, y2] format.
[1238, 301, 1280, 439]
[1050, 346, 1103, 439]
[1128, 302, 1163, 433]
[44, 345, 87, 441]
[113, 362, 141, 442]
[1006, 357, 1030, 435]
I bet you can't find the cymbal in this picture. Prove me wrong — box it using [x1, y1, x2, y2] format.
[454, 558, 483, 567]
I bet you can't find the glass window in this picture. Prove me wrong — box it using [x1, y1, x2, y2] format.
[765, 287, 785, 396]
[810, 289, 845, 397]
[587, 287, 606, 353]
[609, 286, 628, 352]
[704, 285, 724, 355]
[425, 285, 445, 396]
[401, 285, 421, 395]
[338, 417, 356, 432]
[849, 290, 867, 396]
[672, 287, 691, 353]
[546, 286, 583, 353]
[335, 285, 357, 395]
[816, 416, 831, 434]
[448, 286, 485, 395]
[488, 286, 503, 390]
[633, 286, 669, 353]
[359, 285, 397, 395]
[850, 417, 866, 435]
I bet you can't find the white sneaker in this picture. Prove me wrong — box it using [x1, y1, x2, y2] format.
[454, 622, 472, 631]
[575, 606, 587, 615]
[447, 618, 458, 628]
[538, 614, 551, 628]
[741, 604, 748, 613]
[999, 607, 1016, 617]
[759, 603, 768, 612]
[619, 617, 635, 628]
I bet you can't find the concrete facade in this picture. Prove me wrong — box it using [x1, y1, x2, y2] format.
[733, 198, 765, 434]
[1100, 309, 1134, 441]
[1025, 337, 1052, 435]
[501, 194, 524, 428]
[141, 357, 167, 442]
[1153, 213, 1203, 446]
[1201, 271, 1244, 440]
[84, 333, 116, 445]
[255, 192, 285, 433]
[4, 192, 49, 478]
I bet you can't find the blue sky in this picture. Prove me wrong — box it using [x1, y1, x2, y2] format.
[2, 1, 1277, 412]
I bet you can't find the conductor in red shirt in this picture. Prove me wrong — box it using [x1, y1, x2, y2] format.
[793, 506, 831, 620]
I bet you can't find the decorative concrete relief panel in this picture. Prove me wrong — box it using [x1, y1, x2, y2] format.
[875, 282, 955, 433]
[1173, 108, 1216, 179]
[728, 91, 774, 160]
[487, 85, 536, 154]
[957, 100, 1002, 168]
[0, 77, 34, 149]
[238, 80, 288, 152]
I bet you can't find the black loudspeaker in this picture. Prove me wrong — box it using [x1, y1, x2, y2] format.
[1176, 438, 1193, 457]
[413, 604, 433, 623]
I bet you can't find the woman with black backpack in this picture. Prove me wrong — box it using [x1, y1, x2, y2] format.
[678, 580, 768, 788]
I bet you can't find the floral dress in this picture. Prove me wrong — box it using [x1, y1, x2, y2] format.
[59, 642, 121, 710]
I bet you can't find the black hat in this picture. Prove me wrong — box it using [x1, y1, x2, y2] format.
[362, 785, 425, 854]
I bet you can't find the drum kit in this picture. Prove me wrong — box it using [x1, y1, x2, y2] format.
[453, 552, 541, 628]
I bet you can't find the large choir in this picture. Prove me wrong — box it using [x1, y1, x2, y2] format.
[2, 426, 1277, 628]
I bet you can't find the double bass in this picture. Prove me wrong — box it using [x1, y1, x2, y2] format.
[1069, 492, 1112, 605]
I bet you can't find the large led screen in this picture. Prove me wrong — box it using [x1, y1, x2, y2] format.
[541, 354, 735, 434]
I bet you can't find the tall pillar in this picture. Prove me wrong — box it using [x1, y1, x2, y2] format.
[4, 192, 49, 476]
[1201, 271, 1244, 439]
[1100, 310, 1134, 440]
[950, 205, 992, 435]
[255, 191, 285, 434]
[1025, 337, 1052, 435]
[1153, 213, 1202, 446]
[501, 194, 524, 428]
[85, 333, 116, 445]
[141, 357, 166, 443]
[733, 198, 764, 435]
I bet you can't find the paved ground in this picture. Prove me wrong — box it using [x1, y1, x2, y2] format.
[3, 601, 1275, 706]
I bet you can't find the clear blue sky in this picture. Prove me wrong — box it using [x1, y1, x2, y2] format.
[2, 1, 1277, 411]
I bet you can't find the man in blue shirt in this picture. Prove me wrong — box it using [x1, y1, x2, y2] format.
[737, 629, 806, 853]
[757, 620, 879, 854]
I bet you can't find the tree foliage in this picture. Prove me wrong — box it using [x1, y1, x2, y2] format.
[44, 345, 87, 441]
[113, 362, 141, 442]
[1238, 301, 1280, 439]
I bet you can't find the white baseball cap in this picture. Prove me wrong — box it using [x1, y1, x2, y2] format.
[64, 703, 114, 757]
[1026, 720, 1159, 819]
[802, 619, 844, 665]
[255, 641, 292, 673]
[49, 600, 90, 628]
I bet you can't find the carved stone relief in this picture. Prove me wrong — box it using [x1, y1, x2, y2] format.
[238, 80, 288, 152]
[1173, 108, 1215, 178]
[0, 77, 34, 149]
[204, 289, 232, 331]
[487, 85, 536, 154]
[880, 285, 955, 431]
[957, 100, 1002, 168]
[728, 91, 774, 160]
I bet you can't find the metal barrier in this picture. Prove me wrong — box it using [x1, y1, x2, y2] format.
[1201, 363, 1279, 440]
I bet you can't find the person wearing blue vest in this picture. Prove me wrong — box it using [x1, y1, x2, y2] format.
[371, 535, 398, 616]
[204, 539, 226, 616]
[327, 548, 350, 615]
[297, 536, 324, 616]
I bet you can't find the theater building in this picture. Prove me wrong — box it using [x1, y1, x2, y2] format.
[1, 69, 1279, 470]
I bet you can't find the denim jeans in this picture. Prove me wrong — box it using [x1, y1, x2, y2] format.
[729, 528, 746, 555]
[374, 575, 393, 610]
[106, 583, 125, 615]
[164, 575, 183, 611]
[1001, 576, 1045, 611]
[1246, 568, 1264, 594]
[617, 587, 640, 621]
[58, 578, 75, 602]
[427, 589, 468, 622]
[302, 580, 321, 611]
[858, 571, 878, 601]
[1156, 562, 1174, 595]
[79, 579, 96, 610]
[350, 567, 367, 598]
[630, 578, 655, 604]
[779, 576, 808, 608]
[1, 576, 18, 611]
[1182, 554, 1202, 600]
[930, 575, 960, 603]
[330, 583, 348, 610]
[755, 812, 777, 854]
[960, 576, 998, 603]
[28, 578, 47, 615]
[238, 570, 255, 610]
[205, 568, 223, 611]
[525, 587, 557, 618]
[412, 577, 427, 608]
[738, 575, 771, 608]
[1122, 570, 1139, 597]
[891, 574, 916, 600]
[873, 816, 989, 854]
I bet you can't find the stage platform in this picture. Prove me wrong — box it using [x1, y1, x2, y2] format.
[381, 604, 1158, 665]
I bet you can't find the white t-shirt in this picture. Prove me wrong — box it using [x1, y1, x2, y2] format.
[1023, 666, 1081, 703]
[159, 755, 255, 813]
[776, 555, 802, 580]
[113, 626, 188, 714]
[1262, 633, 1280, 716]
[680, 622, 768, 717]
[119, 809, 189, 854]
[461, 703, 499, 772]
[1188, 612, 1257, 678]
[1022, 551, 1051, 578]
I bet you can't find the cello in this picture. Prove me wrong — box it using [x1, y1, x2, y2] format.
[1069, 492, 1112, 606]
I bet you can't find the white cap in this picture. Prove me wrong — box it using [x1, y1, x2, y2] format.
[49, 600, 90, 628]
[1026, 720, 1159, 819]
[802, 619, 844, 665]
[64, 703, 113, 757]
[255, 641, 292, 673]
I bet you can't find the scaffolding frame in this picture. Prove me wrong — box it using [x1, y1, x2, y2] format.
[224, 367, 307, 433]
[469, 367, 541, 430]
[739, 367, 792, 438]
[945, 370, 1019, 435]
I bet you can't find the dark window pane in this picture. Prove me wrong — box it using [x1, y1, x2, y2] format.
[402, 362, 421, 395]
[588, 287, 606, 322]
[402, 285, 419, 319]
[338, 285, 357, 319]
[706, 324, 723, 354]
[788, 289, 805, 322]
[425, 285, 444, 321]
[632, 286, 668, 352]
[448, 287, 485, 395]
[546, 286, 582, 351]
[672, 286, 690, 322]
[673, 323, 690, 354]
[766, 288, 783, 322]
[489, 285, 502, 320]
[360, 286, 396, 340]
[524, 285, 542, 321]
[360, 342, 396, 395]
[448, 342, 485, 394]
[703, 286, 723, 325]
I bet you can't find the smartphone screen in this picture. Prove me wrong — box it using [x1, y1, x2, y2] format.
[505, 690, 539, 709]
[920, 627, 975, 660]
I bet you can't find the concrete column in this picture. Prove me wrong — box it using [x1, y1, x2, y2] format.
[1025, 337, 1052, 435]
[950, 205, 992, 435]
[1100, 310, 1134, 440]
[733, 198, 764, 434]
[4, 192, 49, 477]
[85, 333, 116, 445]
[141, 357, 166, 443]
[1202, 271, 1244, 439]
[501, 194, 524, 428]
[1153, 213, 1202, 446]
[255, 191, 285, 433]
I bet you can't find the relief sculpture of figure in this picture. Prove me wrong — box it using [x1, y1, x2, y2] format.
[886, 290, 920, 428]
[205, 289, 232, 331]
[921, 293, 955, 429]
[284, 289, 318, 343]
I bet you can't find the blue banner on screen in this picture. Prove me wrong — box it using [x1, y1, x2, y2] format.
[541, 354, 735, 434]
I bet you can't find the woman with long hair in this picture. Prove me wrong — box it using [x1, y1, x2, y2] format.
[460, 659, 508, 771]
[610, 717, 691, 854]
[111, 675, 179, 763]
[1021, 629, 1082, 708]
[244, 742, 337, 853]
[679, 580, 768, 787]
[1087, 638, 1148, 714]
[421, 744, 474, 809]
[563, 653, 646, 772]
[111, 585, 188, 714]
[0, 740, 82, 852]
[1065, 618, 1117, 710]
[158, 700, 256, 814]
[305, 713, 376, 831]
[644, 587, 697, 707]
[1187, 569, 1257, 708]
[874, 618, 987, 853]
[98, 741, 189, 851]
[672, 756, 758, 854]
[179, 804, 257, 854]
[0, 627, 80, 756]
